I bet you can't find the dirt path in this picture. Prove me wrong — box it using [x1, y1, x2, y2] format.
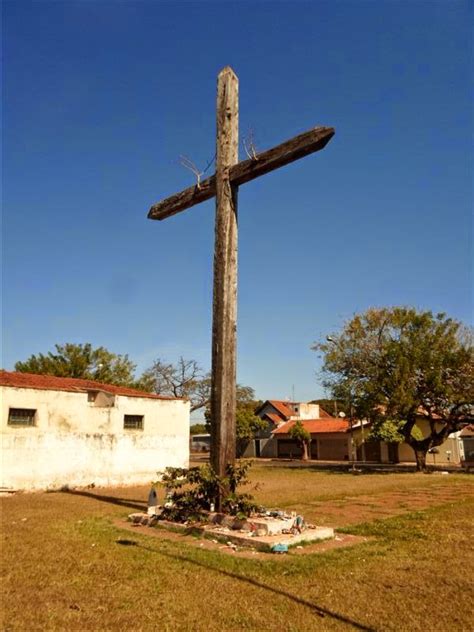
[286, 481, 474, 527]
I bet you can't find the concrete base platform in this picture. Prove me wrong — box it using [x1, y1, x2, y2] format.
[205, 525, 335, 551]
[129, 508, 335, 553]
[154, 519, 334, 552]
[208, 512, 296, 535]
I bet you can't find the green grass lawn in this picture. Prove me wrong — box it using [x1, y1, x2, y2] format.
[2, 466, 473, 631]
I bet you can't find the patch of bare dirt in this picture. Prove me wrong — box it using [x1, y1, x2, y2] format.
[299, 483, 474, 527]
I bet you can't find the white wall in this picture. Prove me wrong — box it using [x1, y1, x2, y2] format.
[1, 386, 190, 490]
[296, 403, 320, 420]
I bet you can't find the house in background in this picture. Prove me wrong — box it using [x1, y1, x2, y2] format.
[273, 417, 352, 460]
[1, 371, 190, 490]
[272, 415, 467, 465]
[255, 399, 322, 423]
[245, 397, 468, 466]
[244, 399, 333, 458]
[387, 422, 465, 466]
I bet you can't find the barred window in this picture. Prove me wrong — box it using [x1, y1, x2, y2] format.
[8, 408, 36, 427]
[124, 414, 144, 430]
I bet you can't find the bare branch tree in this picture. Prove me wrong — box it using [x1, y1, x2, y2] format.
[141, 356, 211, 412]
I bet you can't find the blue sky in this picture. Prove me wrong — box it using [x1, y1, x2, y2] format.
[3, 0, 472, 408]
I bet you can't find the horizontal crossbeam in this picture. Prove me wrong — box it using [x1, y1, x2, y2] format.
[148, 125, 335, 220]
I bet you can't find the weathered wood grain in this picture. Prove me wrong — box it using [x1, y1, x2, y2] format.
[210, 66, 239, 486]
[148, 125, 335, 220]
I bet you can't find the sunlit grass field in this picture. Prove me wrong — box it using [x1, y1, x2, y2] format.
[2, 466, 473, 631]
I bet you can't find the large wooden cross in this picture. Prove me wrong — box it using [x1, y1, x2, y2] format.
[148, 66, 334, 489]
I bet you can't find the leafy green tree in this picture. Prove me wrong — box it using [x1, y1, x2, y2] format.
[368, 419, 423, 444]
[15, 343, 137, 387]
[310, 398, 347, 417]
[205, 385, 265, 457]
[235, 399, 267, 458]
[314, 308, 474, 471]
[190, 423, 208, 435]
[288, 420, 311, 461]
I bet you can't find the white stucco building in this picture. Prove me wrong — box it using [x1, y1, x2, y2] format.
[1, 371, 190, 490]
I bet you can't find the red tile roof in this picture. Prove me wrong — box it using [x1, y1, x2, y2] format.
[319, 407, 332, 418]
[266, 400, 296, 419]
[264, 413, 284, 426]
[0, 370, 183, 400]
[461, 424, 474, 438]
[273, 418, 350, 435]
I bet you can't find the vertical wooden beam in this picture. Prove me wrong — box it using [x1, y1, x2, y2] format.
[210, 66, 239, 494]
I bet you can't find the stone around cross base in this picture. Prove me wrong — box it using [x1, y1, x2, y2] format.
[209, 513, 296, 535]
[147, 505, 161, 516]
[128, 512, 151, 526]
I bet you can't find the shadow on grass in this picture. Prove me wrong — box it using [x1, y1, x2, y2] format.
[62, 489, 146, 512]
[116, 539, 377, 632]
